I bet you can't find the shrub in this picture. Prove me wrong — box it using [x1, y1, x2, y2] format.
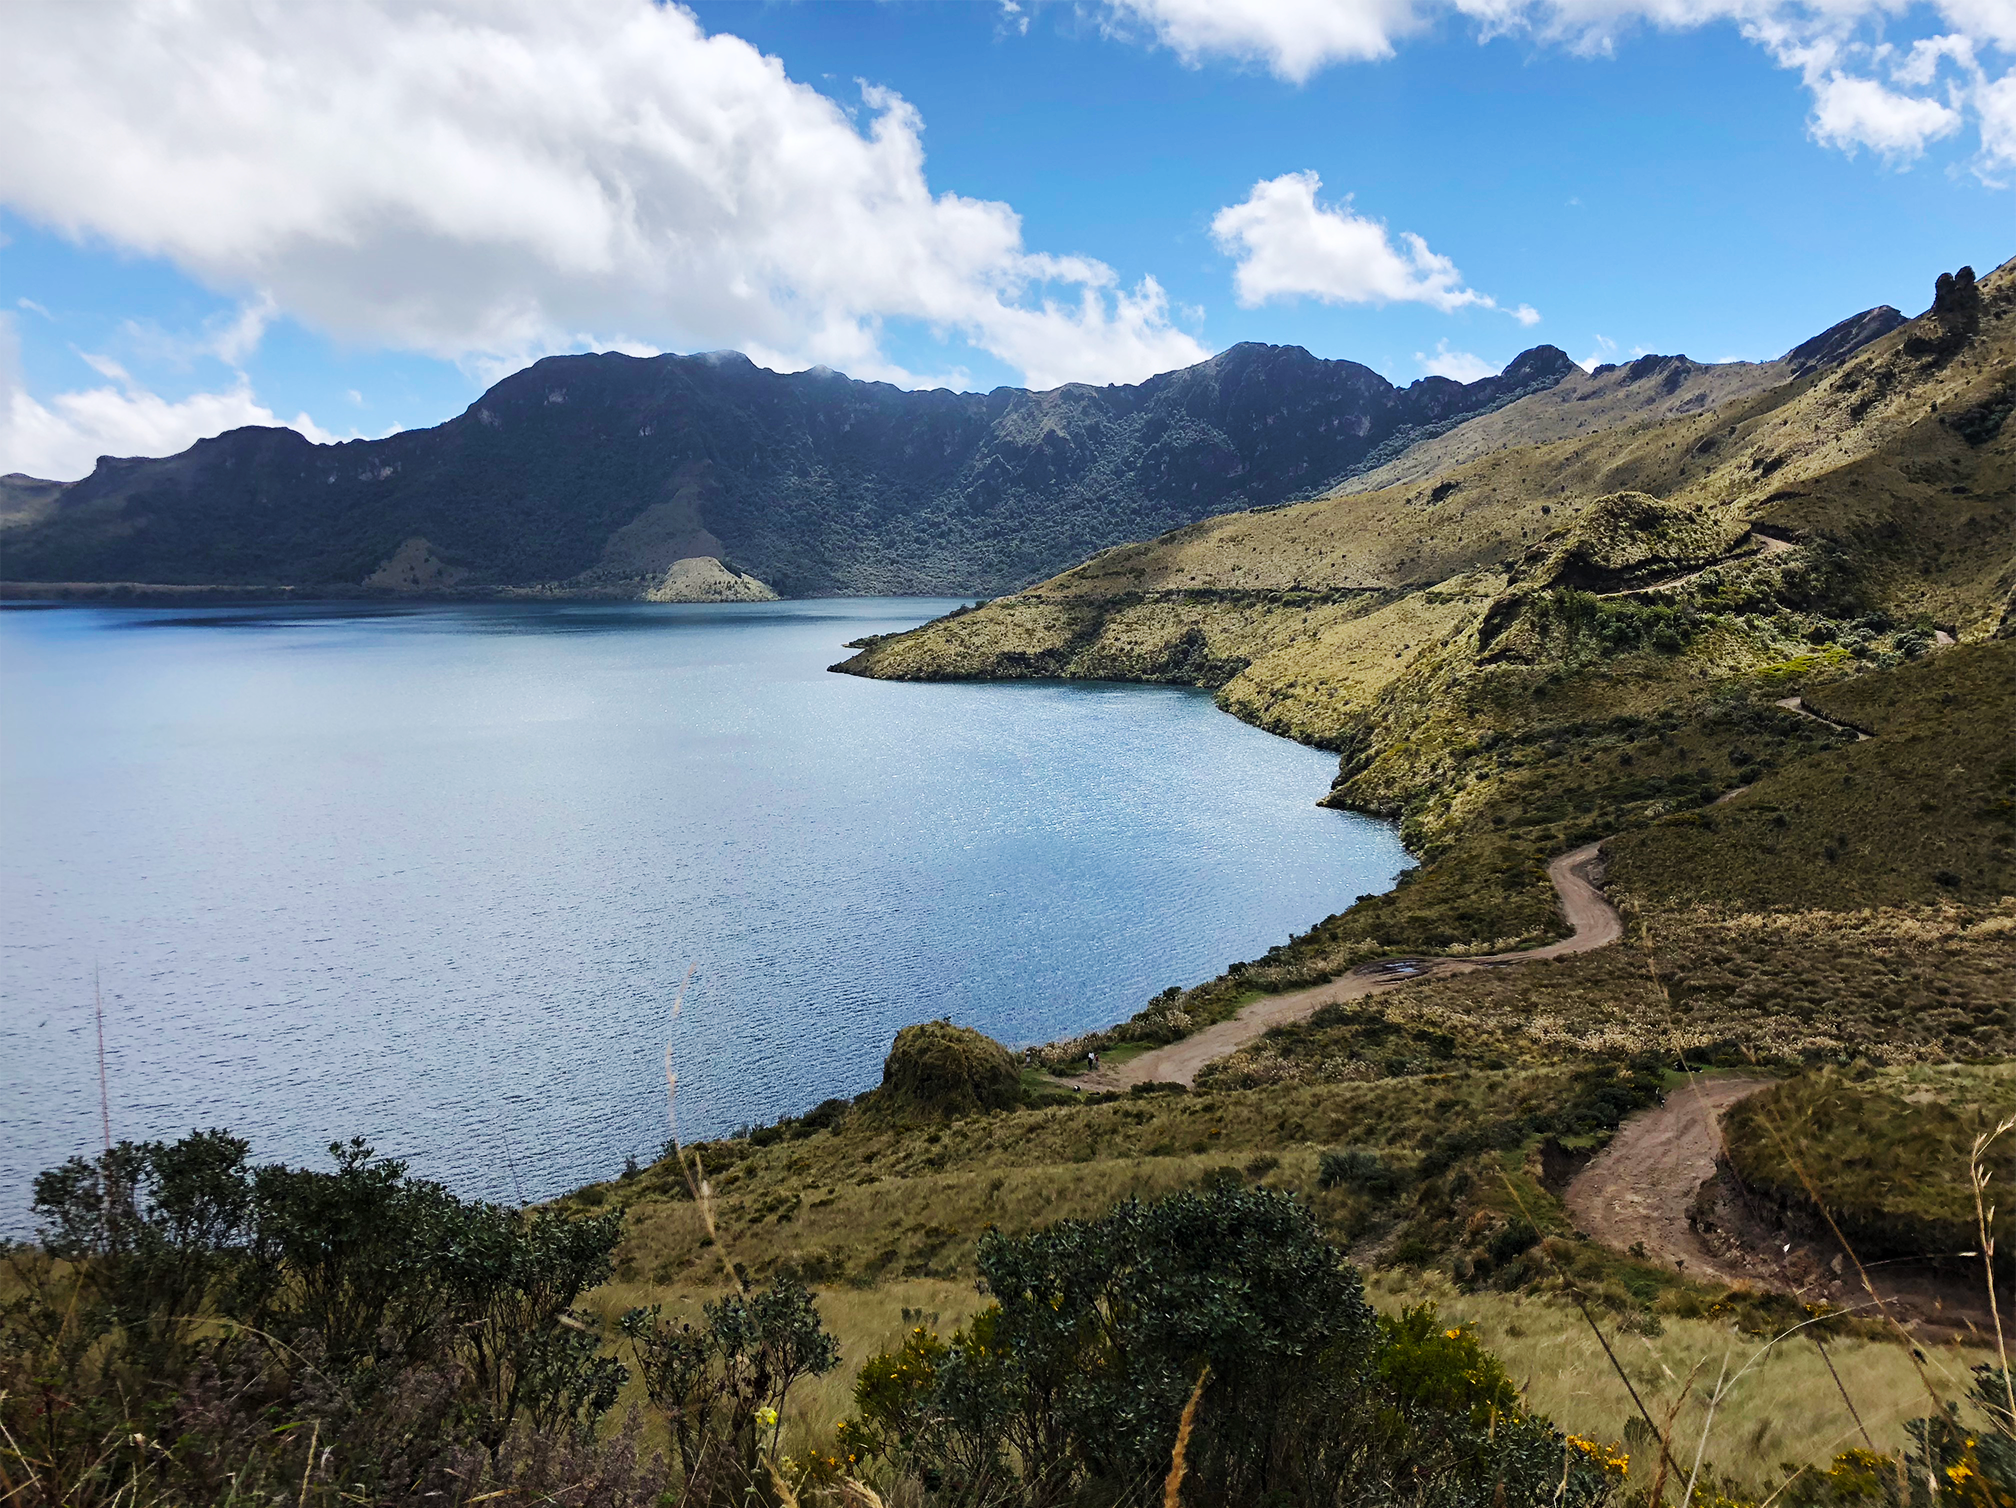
[871, 1019, 1024, 1120]
[1319, 1146, 1415, 1199]
[845, 1182, 1616, 1507]
[7, 1130, 638, 1505]
[621, 1276, 840, 1500]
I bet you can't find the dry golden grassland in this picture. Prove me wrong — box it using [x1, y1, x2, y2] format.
[1198, 901, 2014, 1094]
[1364, 1270, 2001, 1491]
[583, 1070, 1596, 1290]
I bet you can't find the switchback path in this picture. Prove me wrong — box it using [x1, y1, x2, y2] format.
[1563, 1075, 1774, 1283]
[1077, 673, 1893, 1092]
[1080, 841, 1621, 1090]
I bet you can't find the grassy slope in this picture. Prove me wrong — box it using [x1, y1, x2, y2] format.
[1333, 354, 1797, 497]
[582, 270, 2015, 1488]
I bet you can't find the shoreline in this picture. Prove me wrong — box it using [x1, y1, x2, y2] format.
[0, 581, 986, 605]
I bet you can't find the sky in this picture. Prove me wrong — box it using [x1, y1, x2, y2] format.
[1, 0, 2010, 481]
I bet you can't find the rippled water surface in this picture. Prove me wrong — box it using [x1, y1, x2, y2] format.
[0, 599, 1406, 1220]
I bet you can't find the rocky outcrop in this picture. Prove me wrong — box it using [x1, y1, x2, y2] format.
[1782, 304, 1906, 378]
[1905, 265, 1984, 361]
[641, 557, 777, 602]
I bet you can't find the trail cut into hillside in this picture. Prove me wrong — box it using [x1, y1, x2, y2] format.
[1563, 1075, 1773, 1286]
[1081, 841, 1620, 1091]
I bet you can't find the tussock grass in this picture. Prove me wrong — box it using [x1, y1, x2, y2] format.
[1721, 1064, 2016, 1278]
[1199, 901, 2014, 1094]
[1608, 642, 2016, 909]
[1365, 1270, 2002, 1493]
[581, 1069, 1608, 1290]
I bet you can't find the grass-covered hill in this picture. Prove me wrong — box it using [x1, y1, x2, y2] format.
[0, 341, 1582, 599]
[835, 258, 2012, 997]
[810, 258, 2012, 1356]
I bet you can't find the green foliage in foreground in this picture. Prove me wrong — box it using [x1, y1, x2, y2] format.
[3, 1132, 651, 1506]
[841, 1180, 1618, 1508]
[622, 1276, 841, 1500]
[10, 1135, 1628, 1507]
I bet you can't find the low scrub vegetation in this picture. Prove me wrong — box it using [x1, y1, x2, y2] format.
[1720, 1065, 2016, 1281]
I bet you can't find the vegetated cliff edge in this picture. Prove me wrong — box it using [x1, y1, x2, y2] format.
[838, 264, 2014, 975]
[0, 343, 1581, 599]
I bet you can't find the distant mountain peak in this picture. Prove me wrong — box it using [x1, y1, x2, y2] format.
[1, 334, 1585, 597]
[1782, 305, 1907, 378]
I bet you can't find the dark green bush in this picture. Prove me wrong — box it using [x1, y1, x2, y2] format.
[1318, 1146, 1415, 1199]
[621, 1277, 839, 1501]
[847, 1182, 1617, 1507]
[6, 1131, 639, 1505]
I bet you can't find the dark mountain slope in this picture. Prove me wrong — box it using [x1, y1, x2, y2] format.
[2, 344, 1580, 597]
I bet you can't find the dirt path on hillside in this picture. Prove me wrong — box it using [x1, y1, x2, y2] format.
[1773, 695, 1870, 740]
[1081, 842, 1620, 1090]
[1564, 1076, 1773, 1284]
[1596, 530, 1794, 601]
[1076, 673, 1884, 1093]
[1566, 1079, 2003, 1326]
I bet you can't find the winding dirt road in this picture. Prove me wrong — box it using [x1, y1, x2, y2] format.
[1080, 841, 1621, 1090]
[1563, 1075, 1773, 1283]
[1078, 676, 1890, 1093]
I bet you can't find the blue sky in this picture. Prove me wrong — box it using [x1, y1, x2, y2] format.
[2, 0, 2009, 479]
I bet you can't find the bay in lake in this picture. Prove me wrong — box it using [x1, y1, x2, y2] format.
[0, 598, 1407, 1223]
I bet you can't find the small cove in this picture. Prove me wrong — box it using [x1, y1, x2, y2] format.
[0, 598, 1408, 1222]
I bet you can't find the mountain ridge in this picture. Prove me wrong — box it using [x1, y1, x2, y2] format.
[1, 340, 1582, 598]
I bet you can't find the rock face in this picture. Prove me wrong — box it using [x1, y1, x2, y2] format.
[871, 1020, 1023, 1120]
[0, 343, 1579, 597]
[1782, 305, 1906, 378]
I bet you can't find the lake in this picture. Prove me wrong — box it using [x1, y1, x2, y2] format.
[0, 598, 1407, 1222]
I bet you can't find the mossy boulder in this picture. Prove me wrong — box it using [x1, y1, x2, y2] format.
[872, 1019, 1023, 1120]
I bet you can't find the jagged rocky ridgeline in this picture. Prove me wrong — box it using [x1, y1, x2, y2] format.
[0, 302, 1899, 601]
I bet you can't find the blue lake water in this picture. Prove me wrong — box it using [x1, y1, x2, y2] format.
[0, 598, 1407, 1223]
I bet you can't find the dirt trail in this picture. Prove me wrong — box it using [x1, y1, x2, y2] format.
[1563, 1076, 1773, 1283]
[1077, 671, 1878, 1093]
[1567, 1079, 2003, 1325]
[1596, 529, 1793, 601]
[1081, 842, 1620, 1091]
[1773, 694, 1870, 741]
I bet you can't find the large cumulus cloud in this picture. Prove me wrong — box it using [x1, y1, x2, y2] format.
[1110, 0, 2014, 169]
[0, 0, 1208, 393]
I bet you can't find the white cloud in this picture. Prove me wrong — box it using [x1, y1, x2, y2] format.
[1211, 172, 1533, 321]
[1808, 70, 1962, 156]
[1098, 0, 2014, 174]
[1577, 334, 1619, 370]
[1415, 340, 1499, 380]
[1, 316, 331, 480]
[1981, 68, 2016, 166]
[1106, 0, 1426, 79]
[0, 0, 1207, 393]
